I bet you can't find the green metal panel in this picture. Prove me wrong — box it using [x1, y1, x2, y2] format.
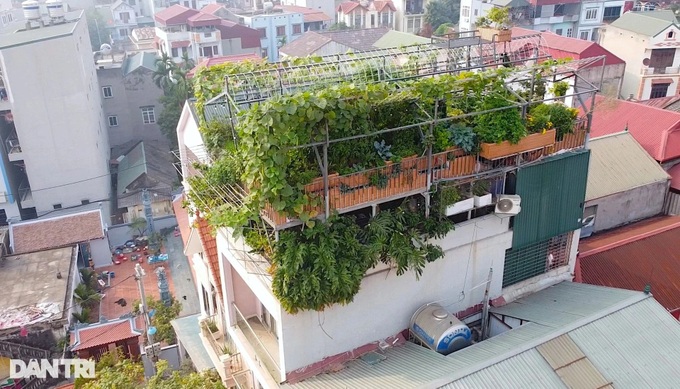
[511, 149, 590, 248]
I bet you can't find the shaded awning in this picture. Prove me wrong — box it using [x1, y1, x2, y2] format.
[171, 314, 216, 372]
[183, 227, 203, 257]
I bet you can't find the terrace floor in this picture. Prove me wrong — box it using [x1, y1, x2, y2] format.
[238, 317, 280, 382]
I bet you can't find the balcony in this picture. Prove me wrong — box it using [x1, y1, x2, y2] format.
[533, 14, 579, 24]
[18, 180, 33, 208]
[6, 137, 22, 161]
[232, 304, 281, 384]
[641, 67, 680, 75]
[200, 315, 250, 386]
[192, 31, 220, 44]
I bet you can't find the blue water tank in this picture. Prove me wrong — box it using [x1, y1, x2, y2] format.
[410, 303, 472, 355]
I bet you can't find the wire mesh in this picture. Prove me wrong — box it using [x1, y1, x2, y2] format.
[502, 231, 574, 287]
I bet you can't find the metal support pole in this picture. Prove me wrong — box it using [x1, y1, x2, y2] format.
[323, 123, 330, 218]
[135, 264, 159, 371]
[480, 268, 493, 341]
[425, 101, 438, 218]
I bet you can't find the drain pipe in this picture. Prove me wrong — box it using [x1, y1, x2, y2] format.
[480, 268, 493, 341]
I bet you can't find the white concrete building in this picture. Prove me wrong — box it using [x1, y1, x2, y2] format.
[0, 10, 111, 224]
[279, 0, 335, 28]
[393, 0, 426, 33]
[223, 8, 305, 62]
[336, 0, 396, 30]
[599, 10, 680, 100]
[576, 0, 627, 41]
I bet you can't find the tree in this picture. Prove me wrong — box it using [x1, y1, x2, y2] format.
[74, 284, 101, 308]
[129, 217, 148, 237]
[77, 354, 224, 389]
[85, 8, 107, 50]
[329, 21, 350, 31]
[153, 52, 179, 94]
[157, 92, 184, 151]
[425, 0, 460, 32]
[179, 51, 195, 73]
[133, 296, 182, 344]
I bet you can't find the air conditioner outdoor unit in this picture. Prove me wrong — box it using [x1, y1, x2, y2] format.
[495, 194, 521, 216]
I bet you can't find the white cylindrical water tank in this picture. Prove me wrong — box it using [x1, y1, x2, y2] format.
[22, 0, 40, 20]
[46, 0, 65, 18]
[410, 303, 472, 355]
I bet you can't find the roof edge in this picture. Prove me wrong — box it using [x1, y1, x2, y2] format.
[580, 219, 680, 257]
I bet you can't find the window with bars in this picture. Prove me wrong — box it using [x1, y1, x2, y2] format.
[502, 232, 573, 287]
[141, 107, 156, 124]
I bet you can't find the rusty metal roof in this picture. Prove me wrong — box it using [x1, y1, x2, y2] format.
[579, 223, 680, 314]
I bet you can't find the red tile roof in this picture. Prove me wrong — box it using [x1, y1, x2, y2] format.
[154, 5, 199, 25]
[279, 5, 332, 23]
[337, 1, 365, 13]
[173, 194, 191, 248]
[217, 21, 261, 48]
[639, 96, 680, 110]
[171, 40, 191, 48]
[588, 96, 680, 162]
[372, 1, 396, 12]
[187, 12, 221, 27]
[70, 318, 142, 351]
[201, 3, 225, 14]
[196, 215, 222, 301]
[669, 163, 680, 191]
[512, 27, 624, 67]
[578, 216, 680, 256]
[11, 210, 104, 254]
[187, 53, 263, 77]
[578, 218, 680, 315]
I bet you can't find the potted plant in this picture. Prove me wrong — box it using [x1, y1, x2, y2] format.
[476, 8, 512, 42]
[440, 185, 474, 216]
[472, 180, 492, 207]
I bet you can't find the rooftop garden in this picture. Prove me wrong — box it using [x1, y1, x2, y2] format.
[185, 54, 588, 314]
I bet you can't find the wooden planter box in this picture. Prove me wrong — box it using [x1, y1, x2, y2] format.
[480, 129, 556, 160]
[304, 173, 339, 193]
[478, 27, 512, 42]
[446, 198, 474, 216]
[400, 155, 419, 170]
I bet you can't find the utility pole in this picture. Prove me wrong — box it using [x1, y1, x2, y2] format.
[135, 263, 160, 372]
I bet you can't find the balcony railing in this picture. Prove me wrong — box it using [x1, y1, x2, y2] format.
[5, 137, 20, 154]
[232, 304, 281, 383]
[18, 181, 32, 204]
[261, 127, 587, 228]
[533, 14, 579, 24]
[641, 67, 680, 75]
[200, 315, 248, 383]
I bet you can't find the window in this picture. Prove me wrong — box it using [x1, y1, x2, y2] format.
[171, 47, 179, 57]
[1, 16, 6, 24]
[102, 86, 113, 98]
[81, 199, 90, 205]
[407, 18, 414, 31]
[461, 6, 470, 18]
[354, 13, 362, 27]
[204, 32, 211, 37]
[668, 31, 675, 39]
[579, 30, 589, 40]
[257, 28, 266, 38]
[276, 25, 286, 37]
[141, 107, 156, 124]
[602, 6, 621, 20]
[119, 28, 128, 37]
[261, 48, 268, 58]
[201, 45, 218, 57]
[293, 24, 302, 34]
[381, 12, 389, 26]
[371, 14, 375, 27]
[650, 83, 670, 99]
[119, 12, 130, 23]
[108, 115, 118, 127]
[555, 28, 563, 36]
[53, 204, 62, 210]
[585, 8, 597, 20]
[7, 14, 11, 22]
[566, 28, 573, 37]
[474, 9, 478, 16]
[414, 17, 421, 31]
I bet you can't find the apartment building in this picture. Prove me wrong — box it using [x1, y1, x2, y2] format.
[278, 0, 335, 27]
[599, 10, 680, 100]
[0, 9, 111, 223]
[576, 0, 629, 41]
[336, 0, 396, 30]
[393, 0, 426, 33]
[154, 5, 261, 63]
[176, 35, 598, 387]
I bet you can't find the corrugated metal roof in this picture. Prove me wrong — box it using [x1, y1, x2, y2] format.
[373, 30, 431, 49]
[585, 132, 670, 201]
[555, 358, 611, 389]
[536, 335, 584, 370]
[512, 150, 590, 248]
[588, 96, 680, 162]
[638, 96, 680, 111]
[579, 223, 680, 313]
[570, 298, 680, 387]
[204, 102, 231, 123]
[578, 216, 680, 255]
[669, 163, 680, 191]
[538, 335, 611, 389]
[609, 10, 677, 36]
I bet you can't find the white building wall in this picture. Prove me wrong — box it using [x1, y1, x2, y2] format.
[243, 12, 305, 62]
[281, 0, 335, 27]
[0, 15, 111, 220]
[598, 25, 647, 99]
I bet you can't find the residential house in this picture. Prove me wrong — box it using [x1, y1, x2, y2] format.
[143, 0, 217, 18]
[0, 0, 20, 29]
[110, 0, 138, 41]
[96, 52, 166, 148]
[576, 0, 631, 41]
[576, 216, 680, 318]
[282, 282, 680, 388]
[0, 11, 111, 223]
[70, 317, 143, 361]
[175, 38, 599, 386]
[598, 10, 680, 100]
[115, 141, 177, 224]
[392, 0, 426, 33]
[279, 27, 430, 57]
[588, 96, 680, 214]
[9, 208, 111, 267]
[0, 246, 78, 389]
[278, 0, 335, 28]
[130, 26, 156, 50]
[582, 132, 670, 234]
[219, 7, 305, 62]
[459, 0, 580, 36]
[513, 27, 626, 97]
[279, 5, 332, 32]
[154, 5, 261, 63]
[336, 1, 396, 30]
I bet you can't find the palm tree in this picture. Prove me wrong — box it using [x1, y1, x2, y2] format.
[74, 284, 101, 308]
[72, 308, 91, 324]
[180, 51, 195, 73]
[153, 51, 178, 93]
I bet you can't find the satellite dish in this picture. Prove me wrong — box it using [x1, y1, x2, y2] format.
[100, 43, 112, 55]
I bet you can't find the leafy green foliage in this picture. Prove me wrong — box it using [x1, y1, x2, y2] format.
[129, 217, 148, 236]
[434, 23, 455, 36]
[133, 296, 182, 344]
[76, 351, 224, 389]
[202, 120, 234, 159]
[449, 124, 477, 152]
[478, 7, 511, 29]
[474, 93, 526, 144]
[527, 103, 578, 138]
[329, 22, 350, 31]
[550, 81, 569, 97]
[374, 140, 393, 160]
[425, 0, 460, 32]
